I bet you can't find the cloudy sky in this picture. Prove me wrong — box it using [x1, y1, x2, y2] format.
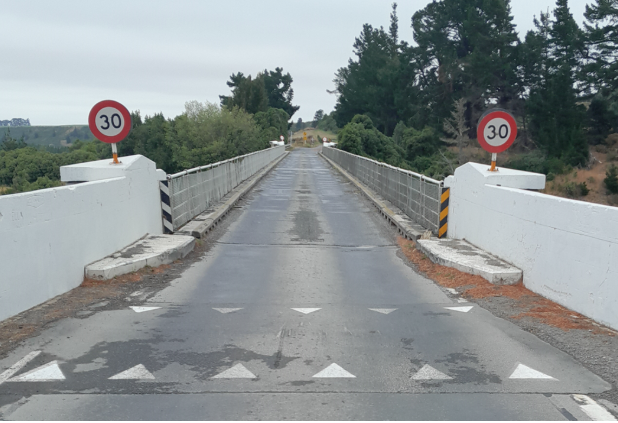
[2, 0, 589, 126]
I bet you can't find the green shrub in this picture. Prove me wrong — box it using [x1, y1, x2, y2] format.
[605, 165, 618, 194]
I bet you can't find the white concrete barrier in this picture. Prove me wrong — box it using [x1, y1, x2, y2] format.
[445, 163, 618, 330]
[0, 155, 165, 322]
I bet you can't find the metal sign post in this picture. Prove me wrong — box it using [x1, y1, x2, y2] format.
[476, 109, 518, 172]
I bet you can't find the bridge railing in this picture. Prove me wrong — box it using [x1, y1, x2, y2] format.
[164, 145, 285, 232]
[322, 147, 443, 234]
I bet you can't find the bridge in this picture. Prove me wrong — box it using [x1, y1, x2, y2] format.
[0, 146, 617, 420]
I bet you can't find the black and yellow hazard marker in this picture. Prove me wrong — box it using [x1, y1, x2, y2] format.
[439, 187, 449, 239]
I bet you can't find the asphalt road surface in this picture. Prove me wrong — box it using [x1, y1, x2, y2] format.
[0, 148, 611, 420]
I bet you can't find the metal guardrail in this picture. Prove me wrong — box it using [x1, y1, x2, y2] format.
[165, 145, 285, 231]
[322, 147, 443, 234]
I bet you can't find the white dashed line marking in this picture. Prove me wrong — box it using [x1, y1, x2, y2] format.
[313, 363, 356, 378]
[8, 360, 65, 382]
[213, 308, 243, 314]
[109, 364, 155, 380]
[291, 308, 321, 314]
[411, 364, 453, 380]
[0, 351, 41, 386]
[368, 308, 397, 315]
[129, 306, 161, 313]
[509, 363, 556, 380]
[212, 364, 256, 379]
[444, 306, 474, 313]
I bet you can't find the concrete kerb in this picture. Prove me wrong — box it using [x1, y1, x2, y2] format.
[178, 152, 289, 239]
[85, 235, 195, 280]
[318, 152, 426, 240]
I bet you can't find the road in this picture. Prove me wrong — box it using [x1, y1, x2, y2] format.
[0, 148, 611, 420]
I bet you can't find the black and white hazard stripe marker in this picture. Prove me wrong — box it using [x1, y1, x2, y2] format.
[159, 180, 173, 234]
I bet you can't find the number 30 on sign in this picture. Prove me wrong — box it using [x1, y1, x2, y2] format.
[476, 109, 517, 154]
[88, 100, 132, 144]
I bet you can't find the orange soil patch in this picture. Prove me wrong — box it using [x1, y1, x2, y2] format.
[398, 237, 616, 335]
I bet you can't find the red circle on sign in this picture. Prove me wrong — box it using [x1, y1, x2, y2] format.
[477, 110, 517, 153]
[88, 100, 132, 144]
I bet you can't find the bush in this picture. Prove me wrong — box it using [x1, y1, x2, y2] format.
[605, 165, 618, 194]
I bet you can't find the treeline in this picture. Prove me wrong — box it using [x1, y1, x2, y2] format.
[331, 0, 618, 178]
[0, 67, 299, 195]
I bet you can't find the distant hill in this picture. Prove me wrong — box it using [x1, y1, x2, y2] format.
[1, 125, 95, 148]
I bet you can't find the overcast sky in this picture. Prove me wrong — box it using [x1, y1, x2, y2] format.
[1, 0, 589, 126]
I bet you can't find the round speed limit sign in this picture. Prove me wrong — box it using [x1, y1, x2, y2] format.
[88, 100, 132, 143]
[477, 110, 517, 153]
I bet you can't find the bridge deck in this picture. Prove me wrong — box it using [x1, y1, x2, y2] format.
[0, 148, 610, 420]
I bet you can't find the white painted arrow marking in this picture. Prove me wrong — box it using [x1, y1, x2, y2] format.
[509, 363, 556, 380]
[313, 363, 356, 378]
[0, 351, 41, 386]
[444, 306, 474, 313]
[212, 363, 256, 379]
[109, 364, 155, 380]
[8, 360, 65, 382]
[412, 364, 453, 380]
[368, 308, 397, 315]
[213, 308, 243, 314]
[129, 306, 161, 313]
[456, 298, 469, 303]
[291, 308, 321, 315]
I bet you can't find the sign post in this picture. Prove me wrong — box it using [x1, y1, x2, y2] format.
[88, 100, 132, 164]
[476, 109, 517, 172]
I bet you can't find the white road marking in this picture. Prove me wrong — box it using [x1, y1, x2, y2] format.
[411, 364, 453, 380]
[212, 364, 256, 379]
[456, 298, 469, 303]
[572, 395, 617, 421]
[291, 308, 321, 314]
[109, 364, 155, 380]
[213, 308, 243, 314]
[313, 363, 356, 378]
[8, 360, 65, 382]
[0, 351, 41, 386]
[368, 308, 397, 315]
[129, 306, 161, 313]
[444, 306, 474, 313]
[509, 363, 556, 380]
[445, 288, 458, 294]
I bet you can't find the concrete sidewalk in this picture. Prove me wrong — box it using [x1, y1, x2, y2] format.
[319, 151, 522, 285]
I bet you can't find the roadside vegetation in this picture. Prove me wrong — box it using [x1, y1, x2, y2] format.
[325, 0, 618, 205]
[0, 68, 298, 195]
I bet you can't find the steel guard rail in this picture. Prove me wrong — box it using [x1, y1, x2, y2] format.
[322, 147, 443, 234]
[164, 145, 285, 231]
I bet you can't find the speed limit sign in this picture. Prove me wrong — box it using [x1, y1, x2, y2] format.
[88, 100, 132, 144]
[280, 135, 284, 142]
[477, 109, 517, 153]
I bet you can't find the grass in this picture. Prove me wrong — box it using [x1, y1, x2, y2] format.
[1, 125, 94, 148]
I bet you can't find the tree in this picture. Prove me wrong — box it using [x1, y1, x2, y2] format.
[332, 4, 410, 135]
[525, 1, 589, 166]
[583, 0, 618, 93]
[262, 67, 300, 118]
[220, 73, 268, 114]
[442, 98, 469, 165]
[220, 68, 299, 118]
[412, 0, 521, 136]
[313, 109, 325, 125]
